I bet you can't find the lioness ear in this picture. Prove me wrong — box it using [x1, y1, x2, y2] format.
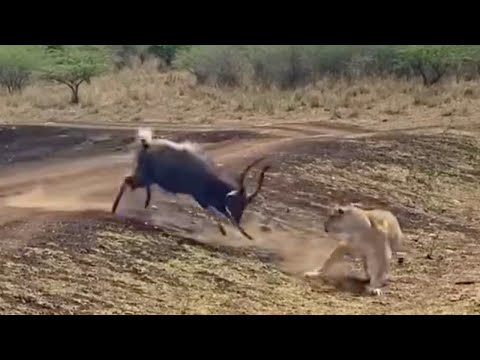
[328, 206, 338, 216]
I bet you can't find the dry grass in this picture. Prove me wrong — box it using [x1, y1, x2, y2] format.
[0, 63, 480, 134]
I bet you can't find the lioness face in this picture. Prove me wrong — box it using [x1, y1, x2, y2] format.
[324, 206, 371, 234]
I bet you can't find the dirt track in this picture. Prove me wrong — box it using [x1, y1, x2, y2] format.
[0, 121, 353, 230]
[1, 122, 479, 314]
[0, 122, 349, 258]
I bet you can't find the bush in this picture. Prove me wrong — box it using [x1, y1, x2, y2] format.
[175, 45, 480, 89]
[3, 45, 480, 98]
[110, 45, 150, 69]
[247, 45, 312, 89]
[148, 45, 190, 67]
[0, 46, 44, 94]
[175, 45, 248, 87]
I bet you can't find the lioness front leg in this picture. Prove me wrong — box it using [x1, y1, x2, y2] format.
[304, 242, 348, 278]
[362, 257, 370, 282]
[365, 250, 389, 296]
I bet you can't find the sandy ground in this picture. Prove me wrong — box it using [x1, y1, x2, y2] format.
[0, 116, 479, 314]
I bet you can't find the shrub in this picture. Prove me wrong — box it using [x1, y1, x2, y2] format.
[110, 45, 150, 69]
[0, 45, 44, 93]
[175, 45, 248, 87]
[148, 45, 191, 66]
[176, 45, 480, 89]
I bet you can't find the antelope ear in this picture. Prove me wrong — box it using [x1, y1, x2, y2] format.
[224, 191, 246, 223]
[226, 190, 239, 198]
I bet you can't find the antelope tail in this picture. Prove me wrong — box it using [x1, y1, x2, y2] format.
[137, 127, 153, 149]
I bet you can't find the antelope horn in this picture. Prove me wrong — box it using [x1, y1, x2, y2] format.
[247, 165, 271, 204]
[238, 156, 266, 193]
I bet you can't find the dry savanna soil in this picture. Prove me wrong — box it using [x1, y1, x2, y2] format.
[1, 69, 480, 314]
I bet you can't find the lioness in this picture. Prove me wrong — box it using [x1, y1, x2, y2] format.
[305, 204, 405, 296]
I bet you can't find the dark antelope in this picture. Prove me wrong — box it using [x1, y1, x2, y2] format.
[112, 128, 271, 240]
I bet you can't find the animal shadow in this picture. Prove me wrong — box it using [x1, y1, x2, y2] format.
[306, 273, 372, 295]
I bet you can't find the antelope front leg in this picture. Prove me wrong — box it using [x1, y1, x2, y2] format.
[204, 208, 228, 236]
[233, 222, 254, 240]
[223, 206, 254, 241]
[226, 216, 254, 241]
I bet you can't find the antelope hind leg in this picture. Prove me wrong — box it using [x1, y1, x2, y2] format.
[112, 181, 128, 213]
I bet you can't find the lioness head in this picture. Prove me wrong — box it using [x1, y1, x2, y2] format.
[324, 205, 372, 235]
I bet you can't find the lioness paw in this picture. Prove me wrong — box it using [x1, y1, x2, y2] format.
[367, 287, 383, 296]
[304, 270, 321, 278]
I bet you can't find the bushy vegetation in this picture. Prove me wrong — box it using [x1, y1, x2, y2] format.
[176, 45, 480, 89]
[111, 45, 190, 69]
[1, 45, 480, 106]
[0, 45, 190, 103]
[0, 46, 45, 94]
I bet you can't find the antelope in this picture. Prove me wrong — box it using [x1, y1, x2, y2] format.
[112, 128, 271, 240]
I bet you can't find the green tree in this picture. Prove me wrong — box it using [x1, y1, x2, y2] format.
[397, 45, 473, 86]
[42, 45, 111, 104]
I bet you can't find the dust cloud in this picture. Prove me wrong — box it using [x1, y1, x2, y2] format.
[4, 186, 109, 212]
[0, 169, 347, 283]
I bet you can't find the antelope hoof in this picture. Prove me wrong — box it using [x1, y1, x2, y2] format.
[242, 232, 254, 241]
